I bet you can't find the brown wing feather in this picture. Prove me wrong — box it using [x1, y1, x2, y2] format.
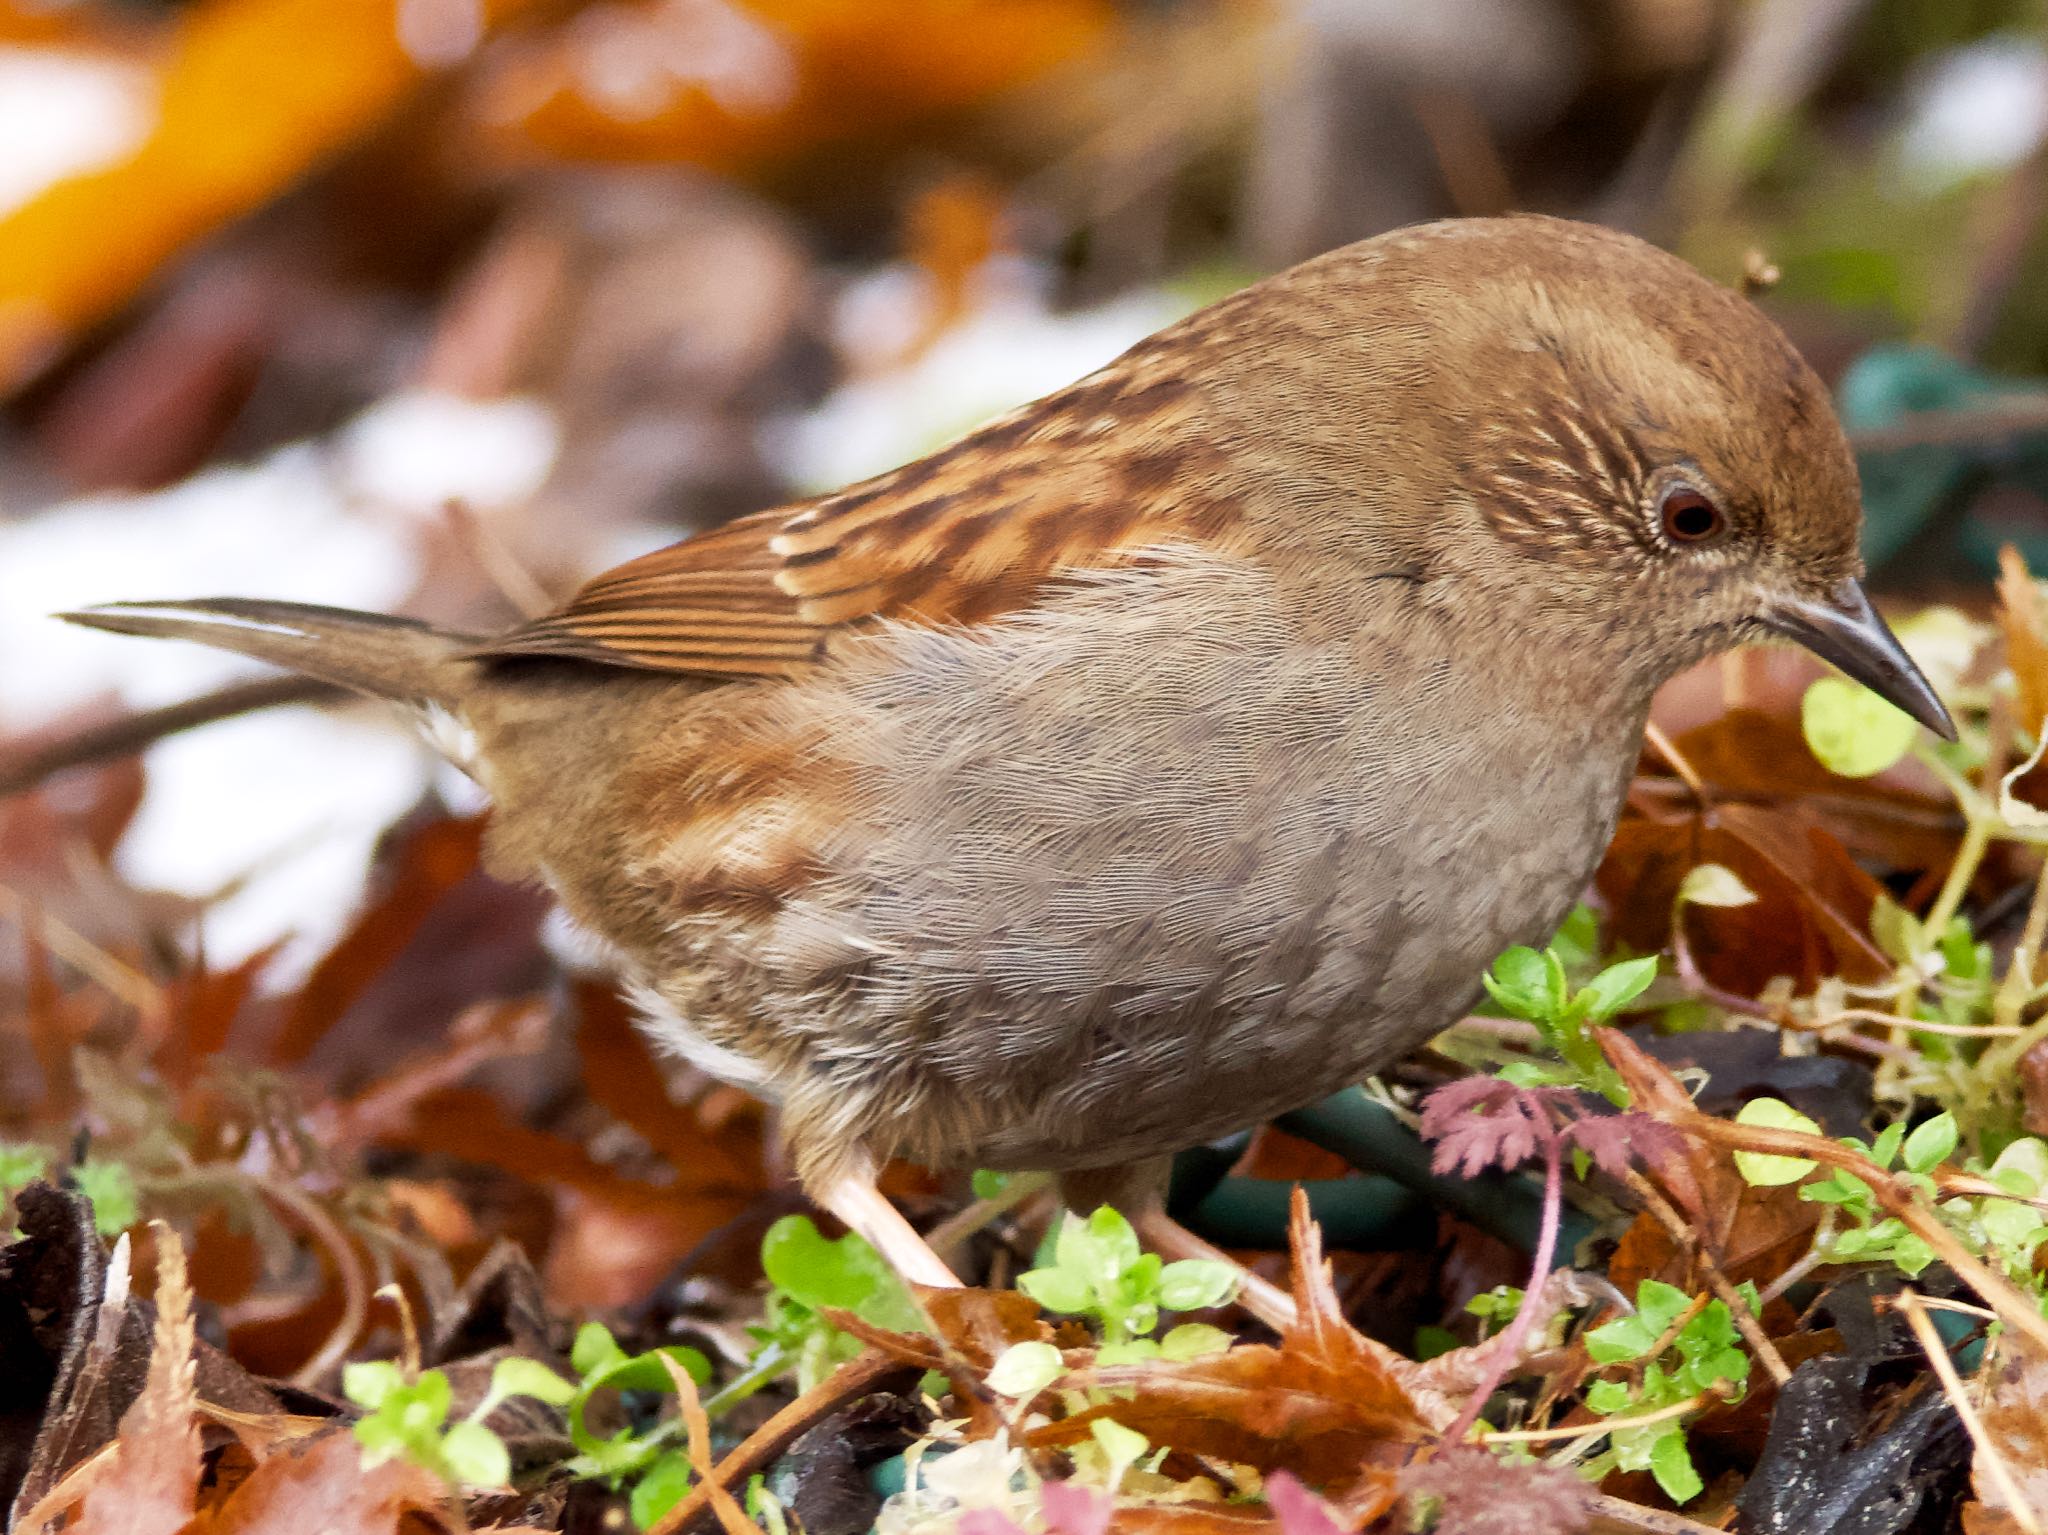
[476, 357, 1244, 681]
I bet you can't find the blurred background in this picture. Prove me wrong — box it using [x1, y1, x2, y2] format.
[3, 2, 2048, 1111]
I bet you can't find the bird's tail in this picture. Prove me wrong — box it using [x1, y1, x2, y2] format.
[59, 599, 478, 707]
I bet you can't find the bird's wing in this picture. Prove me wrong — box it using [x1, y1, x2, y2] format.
[475, 363, 1241, 680]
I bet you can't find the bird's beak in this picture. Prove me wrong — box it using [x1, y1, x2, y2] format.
[1765, 577, 1957, 741]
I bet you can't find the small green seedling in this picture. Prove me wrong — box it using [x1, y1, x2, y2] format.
[1583, 1279, 1754, 1503]
[347, 1356, 569, 1491]
[750, 1216, 926, 1391]
[1481, 943, 1657, 1105]
[71, 1158, 138, 1237]
[1017, 1205, 1237, 1362]
[346, 1322, 710, 1524]
[1733, 1101, 1971, 1280]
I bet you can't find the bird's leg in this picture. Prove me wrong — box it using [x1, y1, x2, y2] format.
[1133, 1208, 1298, 1332]
[817, 1175, 963, 1291]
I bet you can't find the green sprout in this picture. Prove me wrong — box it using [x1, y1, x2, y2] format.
[1017, 1205, 1236, 1363]
[1582, 1279, 1754, 1503]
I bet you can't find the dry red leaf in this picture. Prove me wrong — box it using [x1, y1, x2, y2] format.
[1027, 1195, 1433, 1520]
[265, 816, 489, 1067]
[185, 1426, 454, 1535]
[1600, 801, 1893, 995]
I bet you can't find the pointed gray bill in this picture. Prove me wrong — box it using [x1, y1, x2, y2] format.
[1766, 578, 1956, 742]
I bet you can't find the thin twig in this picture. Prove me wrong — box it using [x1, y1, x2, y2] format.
[1641, 721, 1709, 804]
[1621, 1168, 1792, 1386]
[1849, 396, 2048, 454]
[647, 1351, 918, 1535]
[0, 885, 162, 1014]
[0, 675, 333, 799]
[1485, 1388, 1717, 1444]
[1681, 1114, 2048, 1354]
[1895, 1290, 2041, 1535]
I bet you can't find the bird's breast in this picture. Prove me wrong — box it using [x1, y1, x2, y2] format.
[618, 544, 1647, 1168]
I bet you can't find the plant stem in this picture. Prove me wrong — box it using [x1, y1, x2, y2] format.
[1438, 1135, 1562, 1447]
[1923, 810, 1994, 957]
[701, 1343, 792, 1419]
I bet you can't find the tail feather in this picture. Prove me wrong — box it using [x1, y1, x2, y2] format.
[59, 599, 477, 706]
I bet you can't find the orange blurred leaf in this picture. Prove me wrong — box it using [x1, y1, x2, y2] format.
[0, 0, 561, 388]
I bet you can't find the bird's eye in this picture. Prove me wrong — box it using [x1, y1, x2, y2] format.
[1659, 485, 1725, 545]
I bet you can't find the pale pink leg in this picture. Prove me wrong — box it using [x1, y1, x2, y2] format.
[819, 1176, 963, 1290]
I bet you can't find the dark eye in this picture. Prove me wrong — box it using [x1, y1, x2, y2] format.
[1660, 485, 1725, 545]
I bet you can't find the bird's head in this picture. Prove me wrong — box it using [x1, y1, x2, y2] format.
[1225, 216, 1953, 739]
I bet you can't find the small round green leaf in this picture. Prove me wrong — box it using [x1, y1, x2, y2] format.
[440, 1420, 512, 1488]
[1901, 1112, 1958, 1174]
[1802, 676, 1919, 778]
[488, 1356, 577, 1408]
[1155, 1259, 1240, 1312]
[986, 1341, 1065, 1399]
[1732, 1098, 1820, 1187]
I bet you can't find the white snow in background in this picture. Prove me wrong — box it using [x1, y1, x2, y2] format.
[1898, 35, 2048, 190]
[0, 47, 155, 219]
[4, 394, 561, 973]
[780, 260, 1191, 492]
[340, 390, 561, 515]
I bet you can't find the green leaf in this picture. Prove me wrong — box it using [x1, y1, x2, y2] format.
[1732, 1099, 1821, 1187]
[0, 1143, 48, 1195]
[1868, 895, 1925, 968]
[72, 1159, 138, 1237]
[1585, 1377, 1633, 1414]
[1578, 956, 1660, 1021]
[572, 1321, 626, 1379]
[759, 1216, 924, 1332]
[987, 1341, 1064, 1398]
[1648, 1427, 1704, 1503]
[630, 1452, 694, 1530]
[970, 1169, 1010, 1201]
[1068, 1207, 1142, 1286]
[1484, 946, 1562, 1020]
[1634, 1280, 1691, 1336]
[1586, 1316, 1661, 1364]
[440, 1420, 511, 1488]
[488, 1356, 577, 1409]
[1018, 1266, 1093, 1315]
[1091, 1418, 1148, 1489]
[1992, 1138, 2048, 1196]
[1155, 1259, 1239, 1312]
[1160, 1323, 1232, 1360]
[1902, 1112, 1959, 1174]
[343, 1360, 406, 1411]
[1802, 675, 1919, 778]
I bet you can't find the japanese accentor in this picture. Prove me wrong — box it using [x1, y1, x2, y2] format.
[66, 216, 1951, 1266]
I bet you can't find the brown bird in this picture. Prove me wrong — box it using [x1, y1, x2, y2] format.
[64, 216, 1950, 1312]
